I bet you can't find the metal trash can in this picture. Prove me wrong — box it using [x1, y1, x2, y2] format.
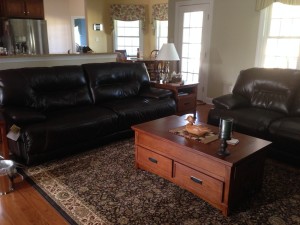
[0, 160, 23, 195]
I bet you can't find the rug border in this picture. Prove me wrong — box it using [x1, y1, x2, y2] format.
[19, 169, 79, 225]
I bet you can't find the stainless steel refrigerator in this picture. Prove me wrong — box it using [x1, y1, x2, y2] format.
[0, 19, 49, 55]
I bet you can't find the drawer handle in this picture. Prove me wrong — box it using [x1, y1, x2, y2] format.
[148, 157, 158, 164]
[184, 102, 191, 105]
[190, 176, 203, 185]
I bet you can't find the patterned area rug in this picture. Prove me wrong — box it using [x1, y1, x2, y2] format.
[22, 138, 300, 225]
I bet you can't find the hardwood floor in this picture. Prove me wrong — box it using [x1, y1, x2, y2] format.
[0, 104, 213, 225]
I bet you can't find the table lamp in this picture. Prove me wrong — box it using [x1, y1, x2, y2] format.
[218, 118, 233, 156]
[156, 43, 180, 82]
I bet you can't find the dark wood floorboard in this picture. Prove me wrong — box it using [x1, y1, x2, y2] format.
[0, 104, 213, 225]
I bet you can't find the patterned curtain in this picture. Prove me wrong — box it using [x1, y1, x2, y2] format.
[256, 0, 300, 11]
[110, 4, 146, 31]
[152, 3, 168, 30]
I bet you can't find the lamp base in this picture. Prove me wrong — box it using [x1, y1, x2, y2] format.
[217, 139, 230, 156]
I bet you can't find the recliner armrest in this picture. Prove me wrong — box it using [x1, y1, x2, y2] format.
[213, 94, 250, 109]
[139, 87, 173, 99]
[2, 107, 47, 124]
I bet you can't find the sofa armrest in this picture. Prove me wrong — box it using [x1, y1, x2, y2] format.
[212, 94, 250, 109]
[2, 107, 47, 124]
[139, 87, 173, 99]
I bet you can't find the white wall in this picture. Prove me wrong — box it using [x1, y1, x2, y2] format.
[44, 0, 85, 54]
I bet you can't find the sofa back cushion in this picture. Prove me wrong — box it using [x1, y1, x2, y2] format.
[290, 89, 300, 116]
[82, 62, 150, 103]
[232, 68, 300, 114]
[0, 66, 92, 111]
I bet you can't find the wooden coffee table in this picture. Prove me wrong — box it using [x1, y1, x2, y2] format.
[132, 115, 271, 216]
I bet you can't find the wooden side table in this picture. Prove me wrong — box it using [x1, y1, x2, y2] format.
[0, 119, 9, 159]
[151, 81, 198, 116]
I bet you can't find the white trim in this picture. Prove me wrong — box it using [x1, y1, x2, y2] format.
[0, 54, 116, 62]
[0, 53, 117, 70]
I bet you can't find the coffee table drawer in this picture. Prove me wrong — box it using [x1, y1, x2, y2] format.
[137, 146, 173, 179]
[173, 162, 224, 204]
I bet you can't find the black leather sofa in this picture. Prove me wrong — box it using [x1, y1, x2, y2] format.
[0, 62, 176, 165]
[207, 68, 300, 165]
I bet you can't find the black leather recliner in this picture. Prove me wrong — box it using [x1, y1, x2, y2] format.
[0, 62, 176, 165]
[208, 67, 300, 165]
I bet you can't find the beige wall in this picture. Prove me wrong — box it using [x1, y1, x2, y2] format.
[44, 0, 71, 54]
[85, 0, 107, 53]
[85, 0, 167, 56]
[44, 0, 85, 54]
[208, 0, 260, 98]
[69, 0, 85, 15]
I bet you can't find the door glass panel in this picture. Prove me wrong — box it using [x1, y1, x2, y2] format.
[181, 11, 204, 83]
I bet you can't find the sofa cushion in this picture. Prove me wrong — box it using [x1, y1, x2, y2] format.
[269, 117, 300, 142]
[212, 94, 250, 109]
[139, 87, 173, 99]
[17, 106, 119, 160]
[0, 66, 93, 111]
[289, 89, 300, 116]
[82, 62, 150, 103]
[232, 68, 300, 114]
[102, 97, 176, 130]
[208, 107, 284, 139]
[3, 106, 46, 124]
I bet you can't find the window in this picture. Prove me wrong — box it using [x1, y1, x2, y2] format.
[155, 20, 168, 50]
[256, 3, 300, 69]
[114, 20, 142, 57]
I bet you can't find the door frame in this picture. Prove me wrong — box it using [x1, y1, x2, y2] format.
[174, 0, 214, 102]
[71, 16, 86, 54]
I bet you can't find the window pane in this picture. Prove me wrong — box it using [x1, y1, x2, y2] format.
[118, 27, 125, 36]
[190, 28, 202, 43]
[156, 20, 168, 50]
[292, 19, 300, 36]
[183, 13, 191, 27]
[269, 19, 280, 36]
[190, 12, 203, 27]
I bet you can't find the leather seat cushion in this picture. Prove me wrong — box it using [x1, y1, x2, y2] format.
[102, 97, 176, 130]
[208, 107, 284, 139]
[20, 106, 119, 156]
[269, 117, 300, 142]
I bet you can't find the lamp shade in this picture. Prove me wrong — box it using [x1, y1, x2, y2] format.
[156, 43, 180, 61]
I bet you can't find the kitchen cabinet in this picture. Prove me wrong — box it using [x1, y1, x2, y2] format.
[0, 0, 44, 19]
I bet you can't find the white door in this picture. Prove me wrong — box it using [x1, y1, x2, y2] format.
[175, 1, 212, 101]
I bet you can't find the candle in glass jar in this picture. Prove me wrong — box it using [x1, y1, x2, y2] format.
[219, 118, 233, 140]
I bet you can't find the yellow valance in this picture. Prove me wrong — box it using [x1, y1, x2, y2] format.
[256, 0, 300, 11]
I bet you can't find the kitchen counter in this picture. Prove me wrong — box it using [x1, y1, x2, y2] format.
[0, 53, 117, 70]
